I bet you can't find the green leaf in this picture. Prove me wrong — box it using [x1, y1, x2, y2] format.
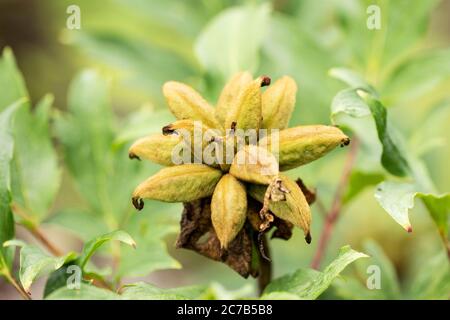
[330, 88, 382, 168]
[0, 101, 24, 272]
[46, 283, 119, 300]
[260, 13, 339, 124]
[419, 193, 450, 242]
[329, 68, 377, 95]
[343, 170, 384, 204]
[361, 240, 401, 298]
[117, 208, 181, 278]
[54, 70, 115, 215]
[332, 0, 439, 77]
[334, 240, 401, 300]
[332, 277, 382, 300]
[195, 3, 271, 80]
[263, 246, 368, 299]
[375, 181, 450, 237]
[374, 181, 415, 232]
[43, 264, 79, 298]
[407, 251, 450, 299]
[260, 292, 300, 300]
[199, 282, 254, 300]
[45, 209, 109, 242]
[16, 245, 77, 291]
[67, 31, 197, 103]
[121, 282, 207, 300]
[54, 70, 154, 229]
[382, 49, 450, 110]
[331, 88, 372, 119]
[11, 94, 61, 223]
[330, 85, 410, 177]
[364, 95, 410, 176]
[79, 230, 136, 269]
[113, 107, 175, 147]
[0, 48, 28, 112]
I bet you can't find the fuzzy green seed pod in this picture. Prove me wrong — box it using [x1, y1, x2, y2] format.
[229, 145, 279, 185]
[262, 76, 297, 130]
[211, 174, 247, 249]
[248, 175, 312, 243]
[132, 164, 222, 209]
[128, 134, 184, 166]
[224, 76, 271, 131]
[259, 125, 350, 171]
[163, 81, 222, 130]
[216, 71, 252, 126]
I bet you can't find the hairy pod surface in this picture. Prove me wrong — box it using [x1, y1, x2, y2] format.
[211, 174, 247, 249]
[128, 134, 183, 166]
[248, 175, 312, 242]
[229, 145, 279, 185]
[132, 164, 222, 207]
[260, 125, 350, 171]
[216, 71, 252, 126]
[163, 81, 222, 130]
[224, 76, 270, 131]
[262, 76, 297, 130]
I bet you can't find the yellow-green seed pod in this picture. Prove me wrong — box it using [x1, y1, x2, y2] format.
[229, 145, 279, 185]
[248, 175, 312, 242]
[163, 81, 222, 130]
[132, 164, 222, 209]
[260, 125, 350, 171]
[224, 76, 271, 131]
[128, 134, 183, 166]
[162, 119, 218, 148]
[262, 76, 297, 130]
[215, 71, 252, 126]
[211, 174, 247, 249]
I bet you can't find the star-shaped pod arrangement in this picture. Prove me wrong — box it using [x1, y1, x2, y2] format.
[129, 72, 350, 278]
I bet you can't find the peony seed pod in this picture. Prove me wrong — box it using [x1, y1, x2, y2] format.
[262, 76, 297, 130]
[229, 145, 279, 185]
[259, 125, 350, 171]
[163, 81, 222, 130]
[162, 119, 220, 151]
[215, 71, 252, 126]
[248, 175, 312, 243]
[224, 76, 270, 131]
[211, 174, 247, 249]
[128, 134, 184, 166]
[132, 164, 222, 209]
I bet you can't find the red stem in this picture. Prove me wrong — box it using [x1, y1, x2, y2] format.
[311, 137, 359, 270]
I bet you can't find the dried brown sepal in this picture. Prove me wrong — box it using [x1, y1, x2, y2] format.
[296, 178, 316, 205]
[247, 198, 293, 241]
[176, 198, 253, 278]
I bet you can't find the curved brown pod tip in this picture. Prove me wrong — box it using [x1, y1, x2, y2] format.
[261, 76, 271, 87]
[129, 152, 141, 160]
[341, 137, 351, 147]
[132, 196, 144, 211]
[162, 124, 175, 135]
[305, 232, 312, 244]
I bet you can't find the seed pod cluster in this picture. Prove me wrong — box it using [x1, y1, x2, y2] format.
[129, 72, 350, 277]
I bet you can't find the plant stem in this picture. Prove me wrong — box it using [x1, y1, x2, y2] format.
[258, 233, 272, 295]
[311, 137, 359, 270]
[3, 269, 31, 300]
[12, 203, 63, 256]
[28, 226, 63, 257]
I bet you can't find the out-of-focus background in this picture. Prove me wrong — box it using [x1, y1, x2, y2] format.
[0, 0, 449, 299]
